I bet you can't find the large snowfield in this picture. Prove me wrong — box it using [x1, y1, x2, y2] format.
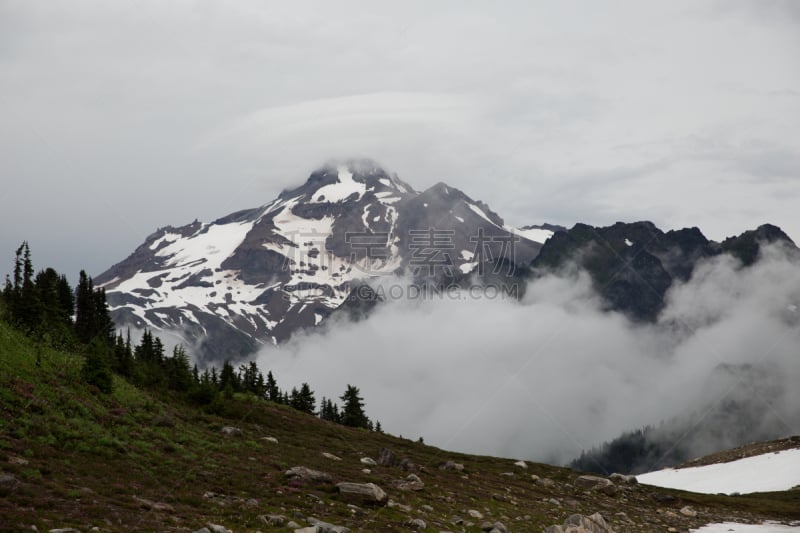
[691, 523, 800, 532]
[636, 447, 800, 495]
[638, 448, 800, 531]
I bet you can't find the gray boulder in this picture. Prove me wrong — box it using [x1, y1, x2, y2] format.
[307, 517, 351, 532]
[406, 518, 426, 529]
[0, 473, 18, 495]
[395, 473, 425, 491]
[220, 426, 242, 437]
[259, 514, 287, 526]
[336, 482, 388, 506]
[609, 473, 637, 485]
[544, 512, 614, 533]
[285, 466, 333, 483]
[378, 447, 398, 467]
[439, 460, 465, 472]
[575, 475, 617, 496]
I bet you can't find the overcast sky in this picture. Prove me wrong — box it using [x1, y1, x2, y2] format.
[1, 0, 798, 280]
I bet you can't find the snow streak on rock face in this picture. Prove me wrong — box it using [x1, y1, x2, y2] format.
[95, 161, 547, 362]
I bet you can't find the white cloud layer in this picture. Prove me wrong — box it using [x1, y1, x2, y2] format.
[258, 246, 800, 466]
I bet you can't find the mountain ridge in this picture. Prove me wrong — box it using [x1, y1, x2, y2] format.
[95, 161, 797, 363]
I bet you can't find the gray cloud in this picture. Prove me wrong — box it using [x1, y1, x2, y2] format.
[258, 246, 800, 465]
[1, 0, 798, 284]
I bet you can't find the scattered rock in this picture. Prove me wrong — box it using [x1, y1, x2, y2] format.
[360, 457, 377, 466]
[8, 456, 29, 466]
[575, 475, 616, 496]
[133, 495, 174, 512]
[378, 447, 399, 467]
[680, 506, 697, 517]
[440, 460, 464, 472]
[205, 525, 232, 533]
[48, 530, 80, 533]
[467, 509, 484, 519]
[259, 514, 287, 526]
[388, 499, 412, 512]
[421, 504, 434, 512]
[544, 512, 614, 533]
[336, 482, 388, 506]
[500, 472, 515, 478]
[287, 521, 301, 528]
[651, 492, 678, 505]
[609, 473, 637, 485]
[361, 468, 371, 474]
[395, 473, 425, 491]
[406, 518, 426, 529]
[322, 452, 342, 461]
[514, 460, 528, 469]
[399, 458, 418, 472]
[482, 522, 508, 533]
[285, 466, 333, 483]
[308, 517, 351, 532]
[220, 426, 242, 437]
[536, 477, 555, 488]
[0, 473, 18, 494]
[262, 436, 279, 444]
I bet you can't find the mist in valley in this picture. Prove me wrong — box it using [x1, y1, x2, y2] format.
[256, 245, 800, 470]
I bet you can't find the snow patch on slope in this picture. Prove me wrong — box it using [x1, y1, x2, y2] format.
[513, 227, 554, 244]
[311, 166, 366, 203]
[637, 447, 800, 495]
[692, 523, 800, 532]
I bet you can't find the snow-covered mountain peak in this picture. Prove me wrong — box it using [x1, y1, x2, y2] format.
[96, 161, 547, 362]
[278, 160, 415, 205]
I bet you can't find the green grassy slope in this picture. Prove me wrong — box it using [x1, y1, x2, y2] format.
[1, 320, 798, 532]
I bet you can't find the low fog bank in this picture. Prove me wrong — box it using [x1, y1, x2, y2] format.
[257, 245, 800, 467]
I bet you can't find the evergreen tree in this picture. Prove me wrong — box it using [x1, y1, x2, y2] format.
[74, 271, 94, 343]
[166, 345, 193, 392]
[340, 384, 369, 429]
[112, 332, 133, 377]
[291, 382, 315, 414]
[81, 338, 113, 394]
[219, 360, 238, 392]
[375, 421, 383, 433]
[265, 371, 280, 402]
[74, 270, 113, 344]
[255, 370, 265, 398]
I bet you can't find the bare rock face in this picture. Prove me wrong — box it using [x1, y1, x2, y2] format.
[335, 482, 388, 507]
[544, 512, 615, 533]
